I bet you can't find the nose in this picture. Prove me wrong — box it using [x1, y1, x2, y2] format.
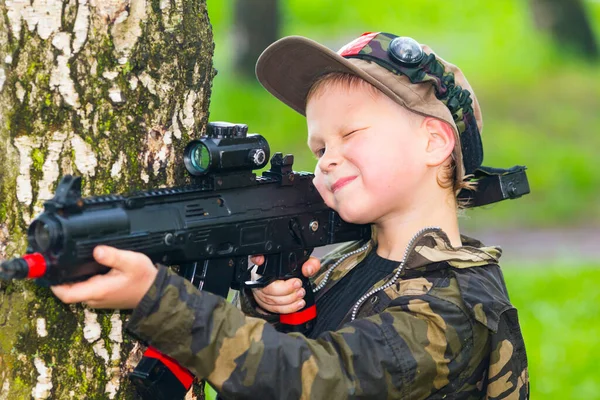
[316, 146, 341, 174]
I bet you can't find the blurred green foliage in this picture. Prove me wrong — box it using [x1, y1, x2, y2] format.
[504, 264, 600, 400]
[203, 2, 600, 399]
[206, 0, 600, 229]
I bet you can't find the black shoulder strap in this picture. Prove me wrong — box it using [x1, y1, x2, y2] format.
[458, 165, 530, 208]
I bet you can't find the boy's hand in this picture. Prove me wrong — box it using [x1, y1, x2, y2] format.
[249, 255, 320, 314]
[51, 246, 158, 309]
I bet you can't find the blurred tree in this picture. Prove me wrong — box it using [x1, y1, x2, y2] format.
[529, 0, 599, 60]
[234, 0, 280, 78]
[0, 0, 213, 398]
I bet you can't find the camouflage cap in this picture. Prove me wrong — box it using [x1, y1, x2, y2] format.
[256, 32, 485, 181]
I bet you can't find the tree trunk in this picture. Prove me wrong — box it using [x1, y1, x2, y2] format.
[0, 0, 214, 398]
[233, 0, 279, 79]
[529, 0, 599, 60]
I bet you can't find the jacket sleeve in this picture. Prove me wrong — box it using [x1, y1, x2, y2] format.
[485, 308, 530, 399]
[126, 266, 476, 399]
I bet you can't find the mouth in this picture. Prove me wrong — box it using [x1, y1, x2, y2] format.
[331, 176, 357, 193]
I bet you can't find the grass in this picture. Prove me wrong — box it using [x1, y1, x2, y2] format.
[504, 264, 600, 400]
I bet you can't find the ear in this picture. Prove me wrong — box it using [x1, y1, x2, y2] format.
[422, 117, 456, 167]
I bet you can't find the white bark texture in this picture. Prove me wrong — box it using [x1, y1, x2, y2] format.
[0, 0, 214, 398]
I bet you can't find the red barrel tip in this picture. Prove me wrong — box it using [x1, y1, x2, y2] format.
[23, 253, 47, 279]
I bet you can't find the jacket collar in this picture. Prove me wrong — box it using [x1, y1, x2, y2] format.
[314, 228, 501, 296]
[402, 229, 502, 273]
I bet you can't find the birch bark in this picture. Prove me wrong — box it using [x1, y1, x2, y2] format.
[0, 0, 214, 398]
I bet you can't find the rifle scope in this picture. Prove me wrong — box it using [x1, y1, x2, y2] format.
[183, 122, 270, 176]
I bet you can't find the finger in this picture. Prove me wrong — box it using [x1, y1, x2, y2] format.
[302, 257, 321, 277]
[259, 300, 306, 315]
[253, 287, 306, 307]
[50, 273, 110, 304]
[93, 246, 150, 272]
[260, 278, 302, 296]
[249, 255, 264, 266]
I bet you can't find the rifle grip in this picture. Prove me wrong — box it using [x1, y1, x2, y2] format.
[129, 346, 194, 399]
[244, 250, 317, 335]
[278, 273, 316, 334]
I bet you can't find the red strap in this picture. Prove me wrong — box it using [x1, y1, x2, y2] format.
[280, 304, 317, 325]
[23, 253, 47, 278]
[144, 347, 194, 389]
[338, 32, 379, 57]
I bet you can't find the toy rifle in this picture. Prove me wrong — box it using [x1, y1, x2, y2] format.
[0, 121, 530, 399]
[0, 122, 372, 399]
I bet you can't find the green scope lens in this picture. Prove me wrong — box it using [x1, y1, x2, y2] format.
[189, 143, 211, 174]
[34, 221, 51, 251]
[28, 218, 61, 253]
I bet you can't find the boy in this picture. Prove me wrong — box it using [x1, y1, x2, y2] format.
[52, 32, 529, 399]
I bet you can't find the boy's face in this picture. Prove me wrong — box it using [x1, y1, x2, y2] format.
[306, 81, 431, 225]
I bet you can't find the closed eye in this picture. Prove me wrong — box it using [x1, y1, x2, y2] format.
[344, 128, 366, 138]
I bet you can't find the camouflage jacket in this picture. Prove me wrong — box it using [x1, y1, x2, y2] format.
[126, 228, 529, 399]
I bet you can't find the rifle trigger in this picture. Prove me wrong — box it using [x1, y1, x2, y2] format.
[245, 275, 277, 289]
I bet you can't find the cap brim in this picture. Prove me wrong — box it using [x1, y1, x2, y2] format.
[256, 36, 379, 116]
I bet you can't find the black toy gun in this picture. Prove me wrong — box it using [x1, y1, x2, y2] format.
[0, 122, 372, 399]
